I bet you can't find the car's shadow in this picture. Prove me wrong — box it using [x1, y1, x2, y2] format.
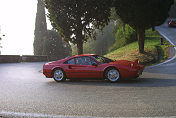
[46, 77, 176, 88]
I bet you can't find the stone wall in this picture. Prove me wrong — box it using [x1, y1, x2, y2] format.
[0, 55, 48, 63]
[21, 55, 48, 62]
[0, 55, 21, 63]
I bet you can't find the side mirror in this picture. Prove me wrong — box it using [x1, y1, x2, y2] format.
[92, 63, 98, 66]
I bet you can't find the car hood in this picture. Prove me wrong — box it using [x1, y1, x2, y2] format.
[46, 61, 58, 65]
[45, 58, 66, 65]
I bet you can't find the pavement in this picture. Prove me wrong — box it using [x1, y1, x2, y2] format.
[0, 21, 176, 118]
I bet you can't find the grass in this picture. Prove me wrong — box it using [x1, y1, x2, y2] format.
[105, 29, 172, 66]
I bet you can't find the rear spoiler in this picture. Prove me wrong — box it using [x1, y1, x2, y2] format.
[134, 59, 139, 64]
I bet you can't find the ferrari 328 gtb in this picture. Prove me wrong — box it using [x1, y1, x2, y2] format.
[43, 54, 144, 82]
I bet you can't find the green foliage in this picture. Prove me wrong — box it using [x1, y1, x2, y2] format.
[43, 30, 63, 60]
[145, 29, 160, 38]
[44, 0, 112, 54]
[109, 24, 136, 52]
[71, 21, 116, 55]
[169, 0, 176, 17]
[94, 21, 116, 55]
[44, 30, 72, 60]
[114, 0, 173, 29]
[109, 8, 124, 32]
[114, 0, 174, 53]
[33, 0, 48, 55]
[62, 40, 72, 58]
[71, 39, 96, 55]
[44, 0, 174, 54]
[105, 30, 169, 65]
[83, 40, 96, 54]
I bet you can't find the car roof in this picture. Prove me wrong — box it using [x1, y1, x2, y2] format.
[72, 54, 96, 58]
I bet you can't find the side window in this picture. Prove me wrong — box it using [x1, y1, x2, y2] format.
[64, 58, 75, 64]
[83, 57, 97, 65]
[75, 57, 97, 65]
[75, 57, 84, 65]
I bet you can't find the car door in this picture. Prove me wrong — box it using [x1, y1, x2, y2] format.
[63, 58, 77, 78]
[65, 56, 101, 78]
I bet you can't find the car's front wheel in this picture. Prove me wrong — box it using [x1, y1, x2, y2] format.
[105, 68, 120, 82]
[53, 69, 66, 82]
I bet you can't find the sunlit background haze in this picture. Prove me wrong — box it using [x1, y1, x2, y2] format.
[0, 0, 51, 55]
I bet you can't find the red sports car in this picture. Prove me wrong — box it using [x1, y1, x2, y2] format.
[43, 54, 144, 82]
[168, 20, 176, 27]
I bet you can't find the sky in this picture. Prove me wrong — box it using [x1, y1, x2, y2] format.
[0, 0, 52, 55]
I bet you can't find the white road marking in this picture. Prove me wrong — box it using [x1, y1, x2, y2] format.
[0, 111, 176, 118]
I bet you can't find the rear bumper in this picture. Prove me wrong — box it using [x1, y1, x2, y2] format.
[168, 24, 176, 27]
[122, 68, 144, 80]
[137, 68, 144, 76]
[126, 65, 144, 79]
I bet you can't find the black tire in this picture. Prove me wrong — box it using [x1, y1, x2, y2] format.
[53, 69, 66, 82]
[105, 68, 121, 83]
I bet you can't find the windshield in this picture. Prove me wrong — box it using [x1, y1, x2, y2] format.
[91, 55, 114, 64]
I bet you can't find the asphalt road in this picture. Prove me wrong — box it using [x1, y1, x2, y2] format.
[0, 22, 176, 118]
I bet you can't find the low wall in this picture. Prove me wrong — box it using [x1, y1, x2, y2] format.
[0, 55, 48, 63]
[0, 55, 21, 63]
[21, 55, 48, 62]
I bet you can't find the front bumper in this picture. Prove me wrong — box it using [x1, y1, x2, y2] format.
[43, 69, 52, 78]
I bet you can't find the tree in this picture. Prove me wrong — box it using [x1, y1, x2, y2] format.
[71, 21, 116, 55]
[81, 21, 116, 55]
[44, 0, 112, 54]
[61, 38, 72, 57]
[109, 24, 137, 52]
[94, 21, 116, 55]
[114, 0, 174, 53]
[110, 8, 125, 33]
[43, 30, 71, 60]
[169, 0, 176, 17]
[33, 0, 48, 55]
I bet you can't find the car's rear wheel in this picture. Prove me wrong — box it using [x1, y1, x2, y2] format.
[105, 68, 120, 82]
[53, 69, 66, 82]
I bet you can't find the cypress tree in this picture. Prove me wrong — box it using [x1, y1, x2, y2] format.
[33, 0, 48, 55]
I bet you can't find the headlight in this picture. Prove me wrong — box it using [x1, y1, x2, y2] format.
[130, 63, 133, 67]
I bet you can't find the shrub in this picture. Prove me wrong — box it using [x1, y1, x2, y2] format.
[109, 24, 137, 52]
